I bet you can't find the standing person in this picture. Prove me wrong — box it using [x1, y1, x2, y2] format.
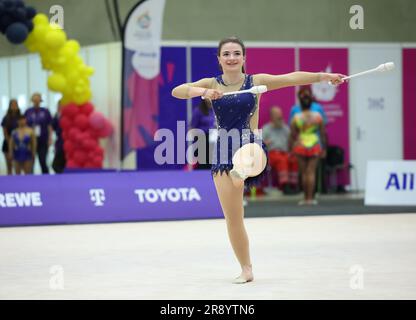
[289, 96, 327, 205]
[51, 101, 66, 173]
[262, 106, 299, 194]
[289, 86, 327, 125]
[190, 100, 215, 170]
[9, 116, 36, 175]
[172, 36, 344, 283]
[290, 86, 328, 193]
[24, 93, 53, 174]
[1, 99, 21, 175]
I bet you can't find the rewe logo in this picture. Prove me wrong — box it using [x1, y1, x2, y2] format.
[0, 192, 43, 208]
[134, 188, 201, 203]
[89, 189, 106, 206]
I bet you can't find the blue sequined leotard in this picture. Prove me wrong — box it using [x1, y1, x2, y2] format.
[211, 74, 268, 188]
[12, 130, 33, 162]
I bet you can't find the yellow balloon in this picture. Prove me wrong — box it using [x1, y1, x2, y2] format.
[33, 14, 49, 27]
[66, 40, 81, 54]
[32, 24, 49, 41]
[48, 73, 67, 92]
[45, 29, 67, 50]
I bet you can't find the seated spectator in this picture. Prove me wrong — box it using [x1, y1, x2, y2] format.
[9, 116, 36, 175]
[262, 106, 298, 194]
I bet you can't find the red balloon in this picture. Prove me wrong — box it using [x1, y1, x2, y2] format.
[68, 127, 82, 141]
[73, 150, 87, 165]
[92, 157, 103, 167]
[66, 160, 78, 168]
[97, 121, 113, 138]
[95, 146, 104, 157]
[81, 138, 98, 151]
[59, 116, 72, 131]
[63, 140, 75, 154]
[62, 103, 79, 119]
[74, 114, 89, 131]
[80, 102, 94, 116]
[89, 111, 106, 130]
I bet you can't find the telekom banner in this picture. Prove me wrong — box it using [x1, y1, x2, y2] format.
[0, 171, 222, 227]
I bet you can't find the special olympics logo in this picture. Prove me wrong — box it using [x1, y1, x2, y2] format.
[137, 11, 151, 29]
[89, 189, 105, 207]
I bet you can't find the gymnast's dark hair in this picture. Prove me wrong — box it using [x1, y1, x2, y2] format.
[217, 36, 246, 73]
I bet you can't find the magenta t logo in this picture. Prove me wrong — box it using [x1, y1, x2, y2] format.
[89, 189, 105, 207]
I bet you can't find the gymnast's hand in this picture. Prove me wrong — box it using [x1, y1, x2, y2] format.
[321, 73, 347, 86]
[202, 89, 224, 100]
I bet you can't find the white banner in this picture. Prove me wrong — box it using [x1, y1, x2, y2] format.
[124, 0, 166, 79]
[365, 161, 416, 206]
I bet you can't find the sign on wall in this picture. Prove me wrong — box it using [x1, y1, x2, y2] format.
[365, 161, 416, 206]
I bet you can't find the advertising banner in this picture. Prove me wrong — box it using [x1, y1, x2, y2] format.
[365, 161, 416, 206]
[0, 171, 223, 227]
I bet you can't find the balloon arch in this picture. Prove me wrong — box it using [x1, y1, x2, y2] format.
[0, 0, 113, 169]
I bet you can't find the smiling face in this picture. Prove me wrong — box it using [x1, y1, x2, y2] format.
[217, 42, 245, 74]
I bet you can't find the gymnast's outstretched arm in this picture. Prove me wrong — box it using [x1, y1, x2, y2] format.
[172, 78, 224, 100]
[253, 72, 345, 90]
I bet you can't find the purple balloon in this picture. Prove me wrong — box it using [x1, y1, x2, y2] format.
[25, 6, 36, 19]
[12, 7, 26, 21]
[0, 14, 13, 33]
[5, 21, 28, 44]
[24, 19, 33, 31]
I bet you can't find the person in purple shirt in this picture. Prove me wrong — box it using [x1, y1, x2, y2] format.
[190, 100, 215, 170]
[24, 93, 53, 174]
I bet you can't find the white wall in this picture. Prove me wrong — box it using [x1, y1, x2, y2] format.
[0, 42, 122, 175]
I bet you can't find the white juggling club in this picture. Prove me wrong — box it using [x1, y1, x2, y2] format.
[202, 85, 268, 99]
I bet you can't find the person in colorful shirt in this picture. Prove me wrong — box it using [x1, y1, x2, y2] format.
[289, 90, 326, 205]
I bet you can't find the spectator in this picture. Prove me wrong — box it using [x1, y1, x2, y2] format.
[1, 99, 21, 175]
[290, 86, 328, 192]
[51, 100, 66, 173]
[262, 106, 298, 194]
[190, 100, 215, 170]
[9, 115, 36, 175]
[289, 86, 327, 125]
[24, 93, 53, 174]
[289, 91, 326, 205]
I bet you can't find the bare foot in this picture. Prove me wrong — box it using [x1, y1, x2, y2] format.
[232, 265, 254, 284]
